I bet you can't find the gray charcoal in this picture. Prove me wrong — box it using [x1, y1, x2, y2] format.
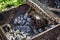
[45, 26, 51, 30]
[22, 20, 26, 23]
[14, 17, 18, 24]
[21, 17, 24, 21]
[39, 0, 60, 8]
[26, 22, 29, 25]
[11, 14, 38, 36]
[33, 27, 39, 34]
[18, 20, 21, 24]
[39, 28, 44, 32]
[25, 26, 31, 33]
[27, 18, 31, 22]
[24, 15, 28, 19]
[18, 16, 21, 19]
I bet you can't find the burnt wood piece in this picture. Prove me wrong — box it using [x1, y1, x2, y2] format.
[27, 0, 60, 24]
[29, 10, 48, 31]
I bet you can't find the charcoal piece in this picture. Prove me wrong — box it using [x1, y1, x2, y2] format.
[24, 15, 28, 19]
[14, 17, 18, 24]
[45, 25, 51, 30]
[11, 14, 37, 36]
[39, 28, 44, 33]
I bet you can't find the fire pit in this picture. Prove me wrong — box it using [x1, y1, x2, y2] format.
[0, 0, 60, 40]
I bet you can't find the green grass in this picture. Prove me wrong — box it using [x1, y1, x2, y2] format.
[0, 0, 23, 12]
